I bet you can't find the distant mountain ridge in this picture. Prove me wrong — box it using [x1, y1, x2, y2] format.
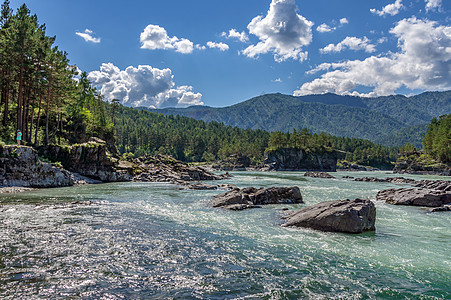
[145, 91, 451, 146]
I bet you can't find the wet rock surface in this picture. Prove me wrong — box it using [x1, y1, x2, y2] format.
[304, 172, 336, 179]
[354, 177, 417, 184]
[212, 186, 303, 210]
[282, 198, 376, 234]
[131, 155, 229, 185]
[376, 188, 451, 207]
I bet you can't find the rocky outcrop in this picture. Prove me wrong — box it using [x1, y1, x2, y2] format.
[264, 148, 338, 171]
[132, 155, 229, 184]
[354, 177, 417, 184]
[304, 171, 335, 179]
[212, 186, 303, 210]
[413, 180, 451, 191]
[393, 153, 451, 176]
[39, 141, 132, 182]
[376, 188, 451, 207]
[337, 162, 380, 171]
[0, 145, 74, 188]
[212, 154, 251, 171]
[282, 198, 376, 233]
[182, 183, 237, 191]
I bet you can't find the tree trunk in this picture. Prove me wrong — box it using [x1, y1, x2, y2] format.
[1, 79, 8, 127]
[17, 63, 24, 131]
[45, 81, 51, 145]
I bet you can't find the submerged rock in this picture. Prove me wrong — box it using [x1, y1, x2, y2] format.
[429, 205, 451, 212]
[304, 171, 335, 179]
[212, 186, 303, 210]
[282, 198, 376, 234]
[376, 188, 451, 207]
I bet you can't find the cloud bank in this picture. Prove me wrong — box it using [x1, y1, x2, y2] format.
[88, 63, 203, 108]
[241, 0, 313, 62]
[207, 41, 230, 51]
[425, 0, 442, 12]
[140, 24, 194, 54]
[320, 36, 376, 54]
[75, 29, 101, 43]
[221, 29, 249, 43]
[295, 17, 451, 97]
[370, 0, 404, 17]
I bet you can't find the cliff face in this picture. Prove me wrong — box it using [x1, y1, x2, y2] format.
[264, 148, 338, 171]
[0, 145, 73, 188]
[39, 141, 132, 182]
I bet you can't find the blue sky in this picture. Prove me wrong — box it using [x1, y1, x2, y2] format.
[10, 0, 451, 108]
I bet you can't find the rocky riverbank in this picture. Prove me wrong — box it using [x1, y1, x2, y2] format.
[393, 152, 451, 176]
[1, 141, 228, 191]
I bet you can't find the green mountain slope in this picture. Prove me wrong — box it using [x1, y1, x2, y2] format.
[147, 91, 451, 143]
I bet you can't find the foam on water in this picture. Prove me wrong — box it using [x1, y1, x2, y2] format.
[0, 171, 450, 299]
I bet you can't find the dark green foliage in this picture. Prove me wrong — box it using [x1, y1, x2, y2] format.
[114, 104, 397, 168]
[267, 129, 332, 154]
[374, 124, 428, 148]
[112, 104, 270, 163]
[423, 114, 451, 164]
[148, 92, 450, 145]
[0, 2, 111, 146]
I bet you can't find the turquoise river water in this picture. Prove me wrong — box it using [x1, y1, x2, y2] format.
[0, 171, 450, 299]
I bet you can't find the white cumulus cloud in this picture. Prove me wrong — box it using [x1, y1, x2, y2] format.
[370, 0, 404, 16]
[75, 29, 101, 43]
[320, 36, 376, 53]
[140, 24, 194, 54]
[221, 29, 249, 43]
[340, 18, 349, 25]
[295, 17, 451, 97]
[425, 0, 442, 12]
[241, 0, 313, 62]
[207, 41, 230, 51]
[316, 23, 336, 33]
[88, 63, 203, 108]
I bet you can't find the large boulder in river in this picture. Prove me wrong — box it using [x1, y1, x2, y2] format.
[282, 199, 376, 233]
[376, 188, 451, 207]
[212, 186, 303, 210]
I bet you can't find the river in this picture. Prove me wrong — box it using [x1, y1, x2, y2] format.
[1, 171, 450, 299]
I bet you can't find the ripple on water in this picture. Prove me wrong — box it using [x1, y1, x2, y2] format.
[0, 172, 450, 299]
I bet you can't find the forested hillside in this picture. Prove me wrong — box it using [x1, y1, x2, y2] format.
[0, 1, 111, 146]
[149, 91, 451, 146]
[114, 104, 398, 167]
[423, 114, 450, 164]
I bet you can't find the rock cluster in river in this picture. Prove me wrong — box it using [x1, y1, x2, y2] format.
[282, 198, 376, 233]
[377, 188, 451, 207]
[132, 154, 228, 185]
[304, 171, 335, 179]
[212, 186, 303, 210]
